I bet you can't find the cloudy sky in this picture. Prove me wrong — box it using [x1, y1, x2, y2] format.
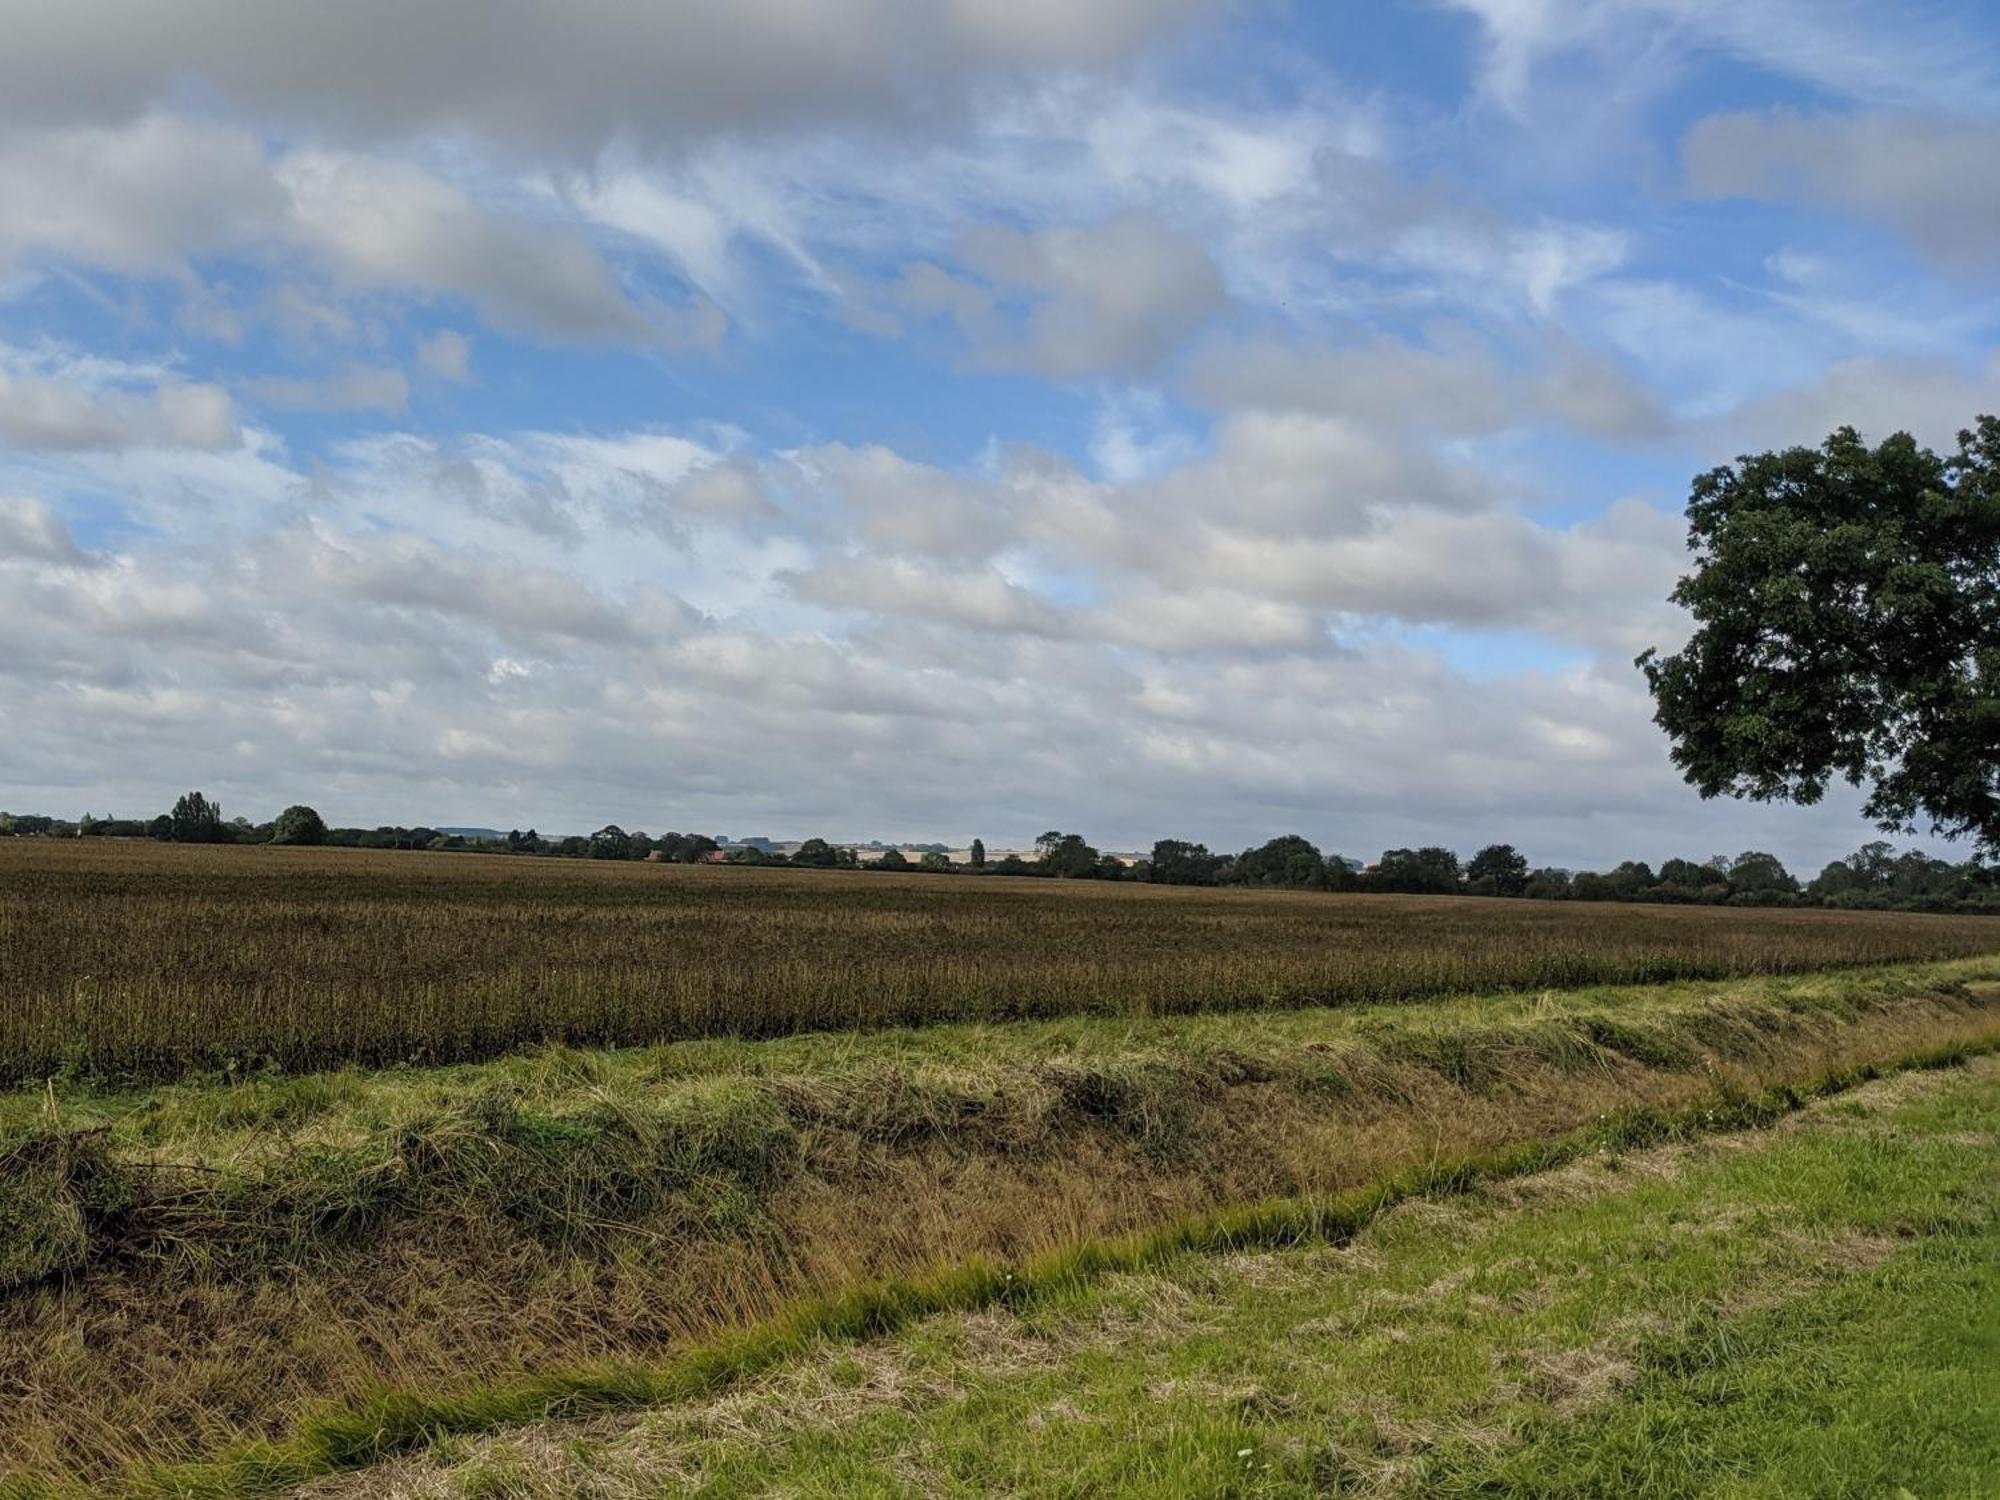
[3, 0, 1997, 867]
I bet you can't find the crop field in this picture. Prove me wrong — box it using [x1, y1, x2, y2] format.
[6, 840, 2000, 1081]
[3, 841, 2000, 1496]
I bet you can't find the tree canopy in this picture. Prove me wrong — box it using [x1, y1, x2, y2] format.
[269, 805, 327, 846]
[166, 791, 225, 844]
[1639, 418, 2000, 851]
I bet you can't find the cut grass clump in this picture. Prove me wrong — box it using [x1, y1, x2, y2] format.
[0, 1128, 127, 1291]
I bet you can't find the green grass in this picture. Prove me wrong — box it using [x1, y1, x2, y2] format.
[12, 956, 1996, 1161]
[276, 1054, 2000, 1500]
[55, 1041, 1992, 1500]
[1428, 1079, 2000, 1499]
[2, 959, 1992, 1294]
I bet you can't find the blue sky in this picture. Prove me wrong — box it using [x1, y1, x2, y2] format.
[2, 0, 1997, 869]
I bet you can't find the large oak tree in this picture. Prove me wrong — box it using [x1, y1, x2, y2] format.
[1639, 418, 2000, 851]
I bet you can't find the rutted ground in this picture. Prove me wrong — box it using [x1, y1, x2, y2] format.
[3, 961, 1996, 1491]
[297, 1057, 2000, 1500]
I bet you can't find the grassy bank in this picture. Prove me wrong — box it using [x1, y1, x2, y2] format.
[7, 841, 2000, 1081]
[289, 1055, 2000, 1500]
[2, 961, 1996, 1490]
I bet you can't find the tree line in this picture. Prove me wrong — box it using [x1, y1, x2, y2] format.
[4, 795, 1995, 914]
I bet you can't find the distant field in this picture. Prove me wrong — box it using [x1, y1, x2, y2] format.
[5, 840, 2000, 1080]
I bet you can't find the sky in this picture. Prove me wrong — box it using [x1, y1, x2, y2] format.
[2, 0, 1998, 869]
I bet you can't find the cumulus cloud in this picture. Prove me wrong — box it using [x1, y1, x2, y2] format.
[892, 212, 1227, 376]
[1684, 110, 2000, 271]
[0, 0, 1220, 151]
[1708, 351, 2000, 453]
[1183, 329, 1670, 442]
[0, 0, 1973, 875]
[0, 496, 89, 564]
[280, 150, 720, 346]
[0, 114, 283, 274]
[416, 331, 474, 384]
[0, 115, 708, 348]
[0, 412, 1876, 869]
[0, 365, 238, 452]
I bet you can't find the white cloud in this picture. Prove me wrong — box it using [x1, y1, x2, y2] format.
[0, 115, 711, 348]
[416, 330, 474, 385]
[0, 113, 283, 274]
[893, 211, 1227, 376]
[0, 418, 1882, 870]
[0, 364, 239, 451]
[1710, 351, 2000, 452]
[1444, 0, 2000, 116]
[244, 364, 410, 415]
[1685, 110, 2000, 270]
[0, 496, 89, 564]
[0, 0, 1221, 150]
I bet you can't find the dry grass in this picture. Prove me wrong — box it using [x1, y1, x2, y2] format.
[2, 973, 1995, 1489]
[286, 1060, 1999, 1500]
[4, 840, 1999, 1081]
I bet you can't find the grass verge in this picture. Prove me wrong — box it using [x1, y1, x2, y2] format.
[25, 1034, 1995, 1500]
[294, 1053, 2000, 1500]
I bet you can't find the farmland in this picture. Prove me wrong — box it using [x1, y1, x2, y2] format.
[2, 841, 1999, 1495]
[6, 840, 2000, 1081]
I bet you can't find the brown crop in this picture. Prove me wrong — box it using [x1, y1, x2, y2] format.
[3, 839, 1996, 1081]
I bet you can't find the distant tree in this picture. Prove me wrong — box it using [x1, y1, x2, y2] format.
[919, 851, 953, 872]
[1035, 830, 1101, 878]
[1149, 839, 1223, 886]
[1728, 850, 1798, 897]
[1807, 858, 1863, 903]
[167, 791, 225, 844]
[1369, 847, 1461, 895]
[270, 805, 327, 846]
[1464, 843, 1529, 896]
[969, 838, 986, 868]
[1657, 857, 1709, 889]
[874, 846, 911, 871]
[654, 831, 719, 864]
[1639, 419, 2000, 853]
[587, 824, 632, 860]
[1607, 860, 1657, 898]
[1523, 866, 1573, 900]
[1231, 834, 1328, 889]
[995, 853, 1030, 876]
[792, 837, 841, 868]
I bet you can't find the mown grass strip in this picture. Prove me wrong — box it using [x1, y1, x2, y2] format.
[31, 1032, 1989, 1500]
